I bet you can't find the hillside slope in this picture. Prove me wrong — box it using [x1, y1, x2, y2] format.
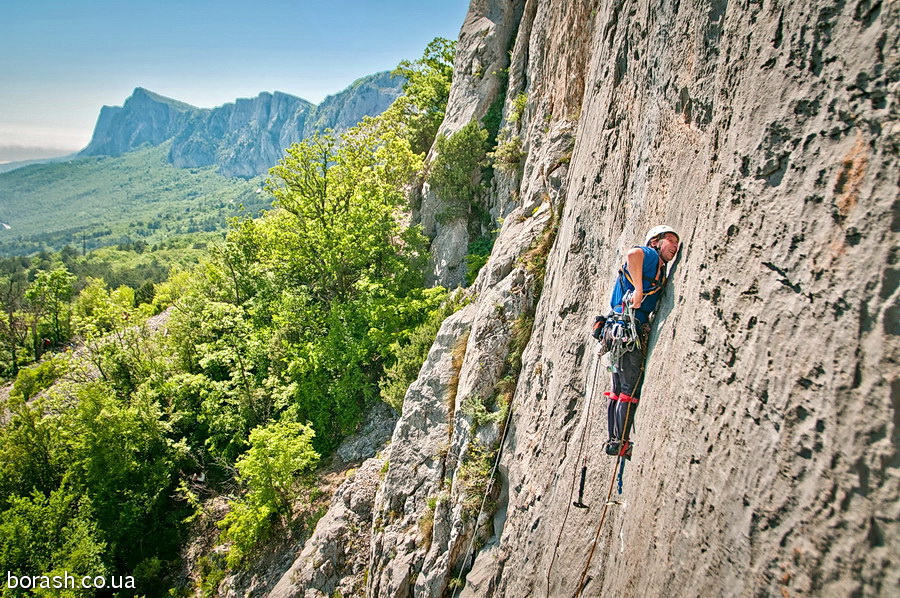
[0, 144, 260, 255]
[280, 0, 897, 596]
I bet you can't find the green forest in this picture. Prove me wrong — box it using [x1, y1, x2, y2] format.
[0, 37, 508, 596]
[0, 144, 265, 256]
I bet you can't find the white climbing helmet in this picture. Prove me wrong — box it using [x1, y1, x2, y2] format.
[645, 225, 679, 246]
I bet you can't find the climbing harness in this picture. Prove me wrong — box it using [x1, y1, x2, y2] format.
[598, 291, 642, 370]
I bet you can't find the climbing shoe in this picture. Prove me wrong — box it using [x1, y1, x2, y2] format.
[605, 440, 633, 458]
[605, 441, 620, 456]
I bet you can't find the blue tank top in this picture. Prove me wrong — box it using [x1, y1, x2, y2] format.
[609, 246, 666, 323]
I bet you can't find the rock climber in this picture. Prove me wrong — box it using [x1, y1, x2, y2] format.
[598, 225, 680, 458]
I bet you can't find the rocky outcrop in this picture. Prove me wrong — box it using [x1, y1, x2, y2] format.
[170, 72, 403, 178]
[168, 91, 316, 178]
[360, 0, 898, 597]
[301, 71, 404, 138]
[80, 88, 197, 157]
[268, 457, 384, 598]
[366, 303, 481, 597]
[81, 73, 403, 178]
[208, 403, 396, 598]
[420, 0, 526, 288]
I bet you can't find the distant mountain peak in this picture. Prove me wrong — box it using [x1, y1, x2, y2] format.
[126, 88, 198, 112]
[81, 71, 404, 178]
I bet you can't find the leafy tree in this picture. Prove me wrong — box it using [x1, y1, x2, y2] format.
[133, 371, 216, 463]
[65, 381, 191, 572]
[428, 121, 490, 222]
[235, 420, 319, 514]
[193, 301, 271, 461]
[75, 291, 157, 398]
[151, 268, 193, 312]
[266, 126, 422, 302]
[0, 488, 107, 597]
[9, 356, 67, 402]
[154, 114, 441, 454]
[0, 393, 67, 505]
[0, 37, 471, 595]
[390, 37, 457, 154]
[73, 277, 141, 334]
[218, 420, 319, 566]
[24, 267, 77, 350]
[0, 274, 29, 375]
[379, 287, 460, 412]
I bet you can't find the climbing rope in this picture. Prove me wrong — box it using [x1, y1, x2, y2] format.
[571, 450, 626, 598]
[574, 346, 604, 508]
[545, 297, 647, 596]
[544, 347, 603, 597]
[450, 381, 517, 597]
[567, 271, 671, 595]
[451, 293, 654, 595]
[571, 361, 644, 598]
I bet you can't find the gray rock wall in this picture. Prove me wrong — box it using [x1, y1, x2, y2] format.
[268, 457, 385, 598]
[169, 91, 316, 178]
[171, 72, 403, 178]
[80, 88, 196, 157]
[301, 71, 404, 139]
[420, 0, 526, 288]
[367, 0, 899, 596]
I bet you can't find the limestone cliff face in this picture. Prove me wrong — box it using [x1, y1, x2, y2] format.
[168, 91, 315, 178]
[287, 0, 897, 596]
[80, 88, 197, 157]
[301, 71, 404, 138]
[420, 0, 526, 287]
[170, 72, 403, 178]
[454, 0, 898, 594]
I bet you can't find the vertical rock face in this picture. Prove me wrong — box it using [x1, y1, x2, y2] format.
[363, 0, 898, 597]
[420, 0, 527, 288]
[267, 457, 385, 598]
[80, 88, 197, 157]
[169, 91, 316, 178]
[437, 0, 525, 137]
[301, 71, 404, 137]
[170, 72, 403, 178]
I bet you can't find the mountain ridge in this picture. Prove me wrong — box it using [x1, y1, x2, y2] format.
[80, 71, 404, 177]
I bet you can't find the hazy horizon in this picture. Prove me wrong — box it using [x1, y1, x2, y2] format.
[1, 0, 469, 162]
[0, 144, 75, 164]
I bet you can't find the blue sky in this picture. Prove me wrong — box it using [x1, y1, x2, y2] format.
[0, 0, 470, 162]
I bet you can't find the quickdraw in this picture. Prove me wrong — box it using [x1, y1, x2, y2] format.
[598, 292, 641, 372]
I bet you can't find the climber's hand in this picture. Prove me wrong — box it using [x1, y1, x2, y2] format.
[630, 290, 644, 309]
